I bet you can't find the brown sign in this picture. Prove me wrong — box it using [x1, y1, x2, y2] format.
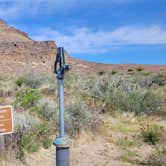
[0, 106, 13, 135]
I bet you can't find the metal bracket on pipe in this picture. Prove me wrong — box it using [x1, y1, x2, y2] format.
[53, 137, 72, 148]
[54, 47, 71, 79]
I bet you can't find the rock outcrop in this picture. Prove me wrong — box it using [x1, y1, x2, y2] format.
[0, 19, 57, 76]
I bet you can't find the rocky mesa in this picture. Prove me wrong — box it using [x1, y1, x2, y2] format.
[0, 19, 57, 76]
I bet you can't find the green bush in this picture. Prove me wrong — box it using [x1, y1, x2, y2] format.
[16, 122, 51, 161]
[15, 75, 42, 88]
[36, 123, 52, 149]
[15, 77, 25, 87]
[37, 123, 51, 138]
[15, 88, 40, 109]
[16, 129, 39, 162]
[42, 137, 52, 149]
[140, 124, 161, 145]
[20, 133, 39, 153]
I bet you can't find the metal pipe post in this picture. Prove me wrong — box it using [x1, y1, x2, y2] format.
[58, 79, 65, 138]
[54, 78, 70, 166]
[56, 147, 69, 166]
[53, 47, 71, 166]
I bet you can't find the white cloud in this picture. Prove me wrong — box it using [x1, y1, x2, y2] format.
[32, 26, 166, 54]
[0, 0, 59, 18]
[0, 0, 139, 18]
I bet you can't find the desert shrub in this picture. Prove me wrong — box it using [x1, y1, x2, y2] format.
[140, 124, 161, 145]
[15, 76, 26, 87]
[15, 129, 25, 162]
[0, 151, 7, 162]
[65, 101, 101, 137]
[15, 122, 51, 161]
[64, 74, 78, 89]
[15, 75, 42, 89]
[0, 89, 12, 97]
[39, 103, 54, 120]
[0, 89, 4, 97]
[14, 111, 41, 132]
[89, 74, 138, 103]
[0, 79, 14, 97]
[117, 150, 140, 164]
[15, 88, 40, 109]
[115, 90, 162, 115]
[115, 137, 135, 148]
[140, 72, 166, 88]
[128, 68, 133, 72]
[0, 97, 6, 104]
[90, 78, 109, 102]
[97, 71, 105, 75]
[40, 86, 55, 96]
[42, 137, 52, 149]
[136, 66, 144, 72]
[29, 106, 39, 115]
[111, 70, 117, 75]
[37, 123, 51, 136]
[14, 128, 37, 162]
[37, 99, 56, 121]
[145, 146, 166, 166]
[13, 112, 41, 161]
[36, 123, 52, 149]
[88, 75, 163, 115]
[20, 133, 39, 153]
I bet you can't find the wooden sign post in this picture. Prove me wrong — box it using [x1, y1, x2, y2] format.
[0, 106, 13, 135]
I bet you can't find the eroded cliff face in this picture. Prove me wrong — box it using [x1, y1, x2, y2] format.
[0, 19, 57, 76]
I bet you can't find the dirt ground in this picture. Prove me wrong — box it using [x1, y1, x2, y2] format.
[1, 114, 158, 166]
[0, 141, 136, 166]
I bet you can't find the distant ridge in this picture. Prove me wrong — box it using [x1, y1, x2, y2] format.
[0, 19, 31, 42]
[0, 18, 165, 76]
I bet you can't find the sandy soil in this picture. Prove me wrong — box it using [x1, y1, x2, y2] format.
[1, 141, 135, 166]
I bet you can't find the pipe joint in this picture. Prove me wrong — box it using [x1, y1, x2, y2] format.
[53, 137, 71, 148]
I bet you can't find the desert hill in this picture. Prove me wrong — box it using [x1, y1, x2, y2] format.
[0, 19, 57, 76]
[0, 19, 31, 42]
[0, 18, 165, 76]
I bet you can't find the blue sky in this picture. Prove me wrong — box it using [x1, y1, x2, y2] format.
[0, 0, 166, 64]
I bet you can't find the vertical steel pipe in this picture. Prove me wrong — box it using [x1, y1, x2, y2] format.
[54, 47, 71, 166]
[58, 79, 65, 138]
[56, 147, 70, 166]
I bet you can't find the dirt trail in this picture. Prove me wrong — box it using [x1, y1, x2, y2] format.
[1, 140, 134, 166]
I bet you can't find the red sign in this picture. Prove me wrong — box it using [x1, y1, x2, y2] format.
[0, 106, 13, 135]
